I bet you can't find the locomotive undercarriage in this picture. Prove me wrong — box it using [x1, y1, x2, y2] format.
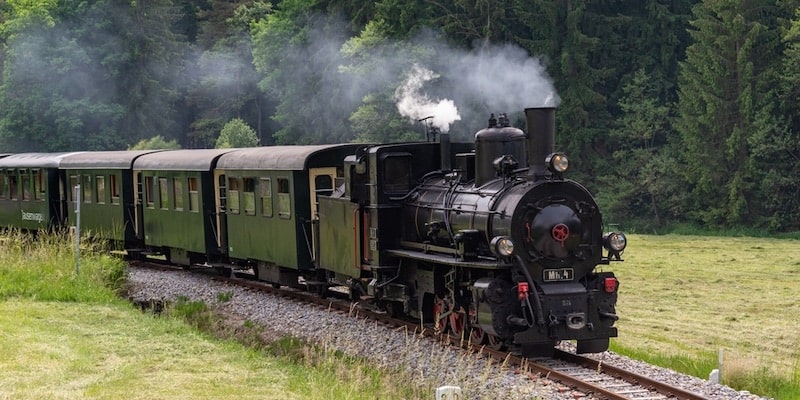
[331, 253, 620, 356]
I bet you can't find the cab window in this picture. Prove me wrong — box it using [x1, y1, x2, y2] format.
[382, 154, 412, 195]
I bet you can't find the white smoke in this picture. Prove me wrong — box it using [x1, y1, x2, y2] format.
[394, 64, 461, 133]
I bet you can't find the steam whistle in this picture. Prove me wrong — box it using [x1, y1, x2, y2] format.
[419, 116, 440, 142]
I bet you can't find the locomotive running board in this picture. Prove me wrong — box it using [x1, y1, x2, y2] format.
[386, 249, 511, 270]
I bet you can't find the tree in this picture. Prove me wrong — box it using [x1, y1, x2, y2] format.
[216, 118, 259, 148]
[601, 68, 675, 230]
[0, 0, 188, 151]
[184, 0, 274, 148]
[251, 0, 360, 144]
[128, 135, 181, 150]
[674, 0, 789, 229]
[745, 5, 800, 231]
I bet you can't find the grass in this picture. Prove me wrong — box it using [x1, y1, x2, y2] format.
[610, 234, 800, 397]
[3, 229, 799, 398]
[0, 230, 538, 399]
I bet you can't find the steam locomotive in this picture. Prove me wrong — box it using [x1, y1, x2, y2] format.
[0, 107, 626, 357]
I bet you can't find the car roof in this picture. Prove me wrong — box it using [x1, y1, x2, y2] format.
[60, 150, 163, 169]
[0, 152, 85, 168]
[216, 144, 361, 171]
[133, 149, 237, 171]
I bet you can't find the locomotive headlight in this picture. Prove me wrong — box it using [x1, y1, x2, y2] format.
[490, 236, 515, 257]
[603, 232, 627, 261]
[604, 232, 627, 252]
[546, 153, 569, 173]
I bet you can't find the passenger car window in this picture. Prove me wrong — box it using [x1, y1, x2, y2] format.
[21, 170, 30, 201]
[244, 177, 256, 215]
[0, 171, 6, 199]
[33, 170, 44, 201]
[188, 177, 199, 212]
[277, 178, 291, 219]
[173, 178, 183, 210]
[110, 175, 120, 205]
[83, 175, 92, 203]
[228, 177, 240, 214]
[145, 176, 155, 208]
[96, 175, 105, 204]
[260, 178, 272, 217]
[159, 178, 169, 209]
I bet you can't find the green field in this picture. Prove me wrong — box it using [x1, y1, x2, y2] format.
[611, 234, 800, 396]
[1, 231, 799, 398]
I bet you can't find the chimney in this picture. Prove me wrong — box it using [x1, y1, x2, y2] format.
[440, 131, 451, 171]
[525, 107, 555, 176]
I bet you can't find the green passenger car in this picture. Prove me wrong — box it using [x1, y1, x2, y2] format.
[132, 149, 236, 265]
[215, 145, 360, 282]
[60, 151, 161, 248]
[0, 153, 83, 230]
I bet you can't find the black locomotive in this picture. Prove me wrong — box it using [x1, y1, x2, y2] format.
[0, 107, 625, 357]
[317, 107, 625, 356]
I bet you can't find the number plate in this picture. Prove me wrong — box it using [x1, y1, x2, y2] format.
[543, 268, 574, 282]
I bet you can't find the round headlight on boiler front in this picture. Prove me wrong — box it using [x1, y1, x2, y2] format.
[546, 153, 569, 173]
[490, 236, 515, 257]
[603, 232, 627, 252]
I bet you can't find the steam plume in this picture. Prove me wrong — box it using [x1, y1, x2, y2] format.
[394, 64, 461, 133]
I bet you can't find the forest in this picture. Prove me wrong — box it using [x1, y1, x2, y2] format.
[0, 0, 798, 232]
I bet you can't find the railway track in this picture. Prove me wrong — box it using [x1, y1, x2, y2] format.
[131, 261, 708, 400]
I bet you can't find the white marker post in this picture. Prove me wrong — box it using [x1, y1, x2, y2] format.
[74, 184, 81, 275]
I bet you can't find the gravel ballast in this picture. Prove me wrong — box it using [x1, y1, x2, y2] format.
[126, 266, 769, 400]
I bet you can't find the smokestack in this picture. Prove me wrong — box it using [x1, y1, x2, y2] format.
[525, 107, 555, 176]
[440, 131, 451, 171]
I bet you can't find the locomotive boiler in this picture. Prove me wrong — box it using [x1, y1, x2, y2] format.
[386, 107, 626, 355]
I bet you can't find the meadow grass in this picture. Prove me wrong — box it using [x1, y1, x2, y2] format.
[0, 230, 530, 399]
[610, 234, 800, 398]
[3, 229, 799, 398]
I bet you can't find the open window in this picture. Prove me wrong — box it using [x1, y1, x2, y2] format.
[277, 177, 291, 219]
[110, 175, 120, 205]
[188, 177, 199, 212]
